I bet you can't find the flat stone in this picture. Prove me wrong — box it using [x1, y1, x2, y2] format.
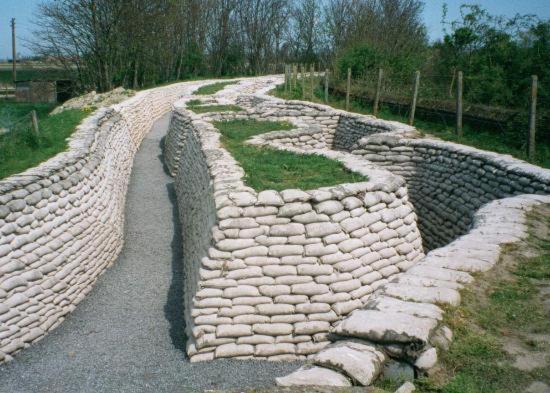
[276, 365, 352, 387]
[312, 340, 386, 386]
[381, 283, 461, 306]
[365, 295, 444, 321]
[333, 310, 437, 346]
[406, 265, 473, 284]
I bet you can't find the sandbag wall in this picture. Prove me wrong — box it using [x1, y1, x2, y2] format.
[0, 81, 210, 362]
[350, 133, 550, 250]
[332, 113, 414, 151]
[166, 105, 425, 362]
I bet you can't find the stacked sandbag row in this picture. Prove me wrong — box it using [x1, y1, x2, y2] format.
[210, 98, 340, 150]
[350, 133, 550, 250]
[164, 111, 195, 176]
[165, 106, 425, 362]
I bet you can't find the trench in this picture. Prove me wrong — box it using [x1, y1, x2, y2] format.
[0, 113, 299, 393]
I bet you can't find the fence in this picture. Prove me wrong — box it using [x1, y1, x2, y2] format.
[0, 108, 40, 141]
[283, 63, 547, 163]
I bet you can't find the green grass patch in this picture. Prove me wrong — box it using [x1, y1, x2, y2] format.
[0, 102, 88, 179]
[272, 83, 549, 169]
[213, 119, 367, 191]
[188, 104, 243, 114]
[187, 99, 203, 106]
[193, 81, 237, 95]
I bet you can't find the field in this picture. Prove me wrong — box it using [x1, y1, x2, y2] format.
[214, 119, 367, 191]
[0, 101, 87, 179]
[0, 62, 73, 85]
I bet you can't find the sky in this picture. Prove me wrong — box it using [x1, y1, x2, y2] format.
[0, 0, 549, 60]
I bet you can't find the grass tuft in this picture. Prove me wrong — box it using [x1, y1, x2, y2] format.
[193, 81, 238, 95]
[213, 119, 367, 191]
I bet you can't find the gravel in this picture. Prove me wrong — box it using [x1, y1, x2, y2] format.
[0, 113, 301, 393]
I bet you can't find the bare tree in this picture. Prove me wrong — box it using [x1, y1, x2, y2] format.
[290, 0, 321, 63]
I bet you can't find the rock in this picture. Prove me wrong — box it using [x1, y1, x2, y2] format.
[414, 347, 437, 370]
[365, 295, 444, 321]
[381, 360, 415, 384]
[394, 381, 416, 393]
[275, 365, 352, 387]
[332, 310, 437, 346]
[311, 340, 386, 385]
[381, 283, 461, 306]
[430, 325, 453, 351]
[526, 381, 550, 393]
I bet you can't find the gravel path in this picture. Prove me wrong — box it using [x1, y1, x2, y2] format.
[0, 113, 300, 393]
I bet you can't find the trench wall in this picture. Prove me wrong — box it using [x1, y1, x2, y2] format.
[348, 133, 550, 250]
[166, 105, 425, 361]
[0, 80, 213, 362]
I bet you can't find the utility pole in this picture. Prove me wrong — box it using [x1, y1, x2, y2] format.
[11, 18, 17, 83]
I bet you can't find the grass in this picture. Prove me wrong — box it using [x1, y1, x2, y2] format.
[0, 102, 88, 179]
[193, 81, 238, 95]
[412, 206, 550, 393]
[213, 119, 367, 191]
[272, 83, 550, 169]
[188, 104, 243, 114]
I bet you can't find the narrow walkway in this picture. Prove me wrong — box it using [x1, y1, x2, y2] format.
[0, 114, 298, 393]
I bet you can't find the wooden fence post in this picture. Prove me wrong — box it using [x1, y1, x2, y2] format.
[408, 70, 420, 126]
[31, 110, 39, 134]
[528, 75, 538, 161]
[324, 68, 329, 103]
[346, 67, 351, 111]
[285, 64, 289, 94]
[373, 68, 383, 117]
[456, 71, 463, 137]
[301, 64, 306, 99]
[310, 64, 315, 99]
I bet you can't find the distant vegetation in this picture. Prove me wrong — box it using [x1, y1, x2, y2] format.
[24, 0, 429, 91]
[28, 1, 547, 124]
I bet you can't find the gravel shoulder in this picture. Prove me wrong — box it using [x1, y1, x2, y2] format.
[0, 113, 300, 393]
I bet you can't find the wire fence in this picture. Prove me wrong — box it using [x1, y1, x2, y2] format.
[0, 108, 40, 148]
[282, 63, 548, 164]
